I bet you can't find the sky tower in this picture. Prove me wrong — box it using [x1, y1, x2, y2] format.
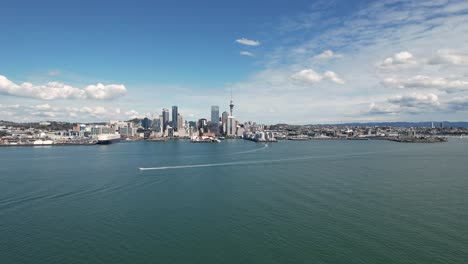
[229, 88, 234, 116]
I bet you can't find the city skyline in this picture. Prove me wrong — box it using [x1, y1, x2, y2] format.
[1, 0, 468, 124]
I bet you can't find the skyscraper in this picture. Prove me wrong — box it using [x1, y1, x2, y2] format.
[177, 113, 184, 131]
[142, 117, 152, 130]
[221, 111, 228, 125]
[225, 116, 237, 137]
[221, 111, 229, 135]
[162, 108, 170, 132]
[172, 106, 178, 131]
[211, 106, 219, 124]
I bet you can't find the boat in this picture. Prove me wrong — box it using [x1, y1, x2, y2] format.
[97, 134, 121, 144]
[33, 140, 54, 145]
[190, 135, 220, 143]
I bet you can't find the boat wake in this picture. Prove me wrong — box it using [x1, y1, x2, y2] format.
[138, 149, 395, 171]
[231, 144, 269, 155]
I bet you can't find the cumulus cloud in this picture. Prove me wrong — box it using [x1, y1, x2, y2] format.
[240, 51, 255, 57]
[236, 38, 260, 46]
[379, 51, 417, 68]
[314, 50, 343, 59]
[291, 69, 344, 84]
[383, 75, 468, 92]
[84, 83, 127, 100]
[0, 74, 127, 100]
[323, 71, 345, 84]
[291, 69, 322, 83]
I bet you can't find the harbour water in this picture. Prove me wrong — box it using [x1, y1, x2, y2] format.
[1, 139, 467, 263]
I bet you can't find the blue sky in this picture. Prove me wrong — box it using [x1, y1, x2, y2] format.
[1, 0, 468, 123]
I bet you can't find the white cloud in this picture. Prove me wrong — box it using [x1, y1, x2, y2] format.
[125, 110, 141, 119]
[0, 102, 145, 122]
[323, 71, 345, 84]
[236, 38, 260, 46]
[0, 74, 127, 100]
[379, 51, 417, 68]
[383, 75, 468, 92]
[291, 69, 323, 83]
[291, 69, 344, 84]
[0, 104, 20, 109]
[78, 106, 108, 117]
[429, 49, 468, 65]
[314, 50, 343, 59]
[34, 104, 53, 110]
[84, 83, 127, 100]
[240, 51, 255, 57]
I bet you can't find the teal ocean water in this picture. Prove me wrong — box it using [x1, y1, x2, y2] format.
[1, 139, 467, 263]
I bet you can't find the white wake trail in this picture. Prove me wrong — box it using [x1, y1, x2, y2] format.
[138, 149, 394, 171]
[232, 144, 269, 155]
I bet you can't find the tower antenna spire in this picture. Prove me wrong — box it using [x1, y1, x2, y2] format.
[229, 87, 234, 116]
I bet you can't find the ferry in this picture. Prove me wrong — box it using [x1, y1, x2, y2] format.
[190, 135, 221, 143]
[97, 134, 121, 144]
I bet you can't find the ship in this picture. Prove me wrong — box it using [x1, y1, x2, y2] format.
[190, 135, 221, 143]
[97, 133, 121, 144]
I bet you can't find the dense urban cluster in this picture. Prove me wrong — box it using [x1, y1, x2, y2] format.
[0, 99, 466, 146]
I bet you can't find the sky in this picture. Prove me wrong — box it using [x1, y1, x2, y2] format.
[1, 0, 468, 124]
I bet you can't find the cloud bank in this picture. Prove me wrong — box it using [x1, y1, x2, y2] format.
[0, 74, 127, 100]
[291, 69, 344, 84]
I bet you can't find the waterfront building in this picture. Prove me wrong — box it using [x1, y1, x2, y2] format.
[172, 106, 178, 131]
[119, 126, 135, 137]
[90, 125, 113, 135]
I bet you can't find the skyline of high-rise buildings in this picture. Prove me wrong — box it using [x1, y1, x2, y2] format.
[137, 97, 241, 137]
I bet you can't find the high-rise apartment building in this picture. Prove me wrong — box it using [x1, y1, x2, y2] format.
[172, 106, 178, 131]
